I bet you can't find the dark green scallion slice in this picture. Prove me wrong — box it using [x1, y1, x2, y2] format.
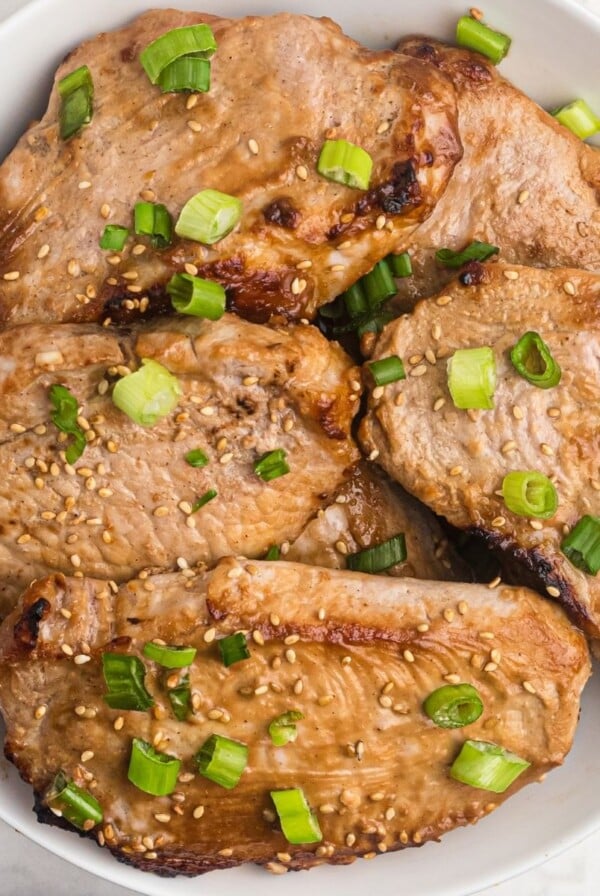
[346, 534, 407, 574]
[270, 788, 322, 844]
[49, 384, 86, 465]
[185, 448, 209, 467]
[561, 515, 600, 575]
[128, 738, 181, 796]
[509, 331, 561, 389]
[58, 65, 93, 140]
[167, 272, 226, 320]
[268, 711, 304, 746]
[367, 355, 405, 386]
[361, 259, 397, 306]
[317, 139, 373, 190]
[168, 674, 191, 721]
[140, 24, 217, 84]
[265, 545, 281, 561]
[102, 652, 154, 712]
[134, 201, 173, 249]
[254, 449, 290, 482]
[157, 56, 211, 93]
[99, 224, 129, 252]
[195, 734, 248, 789]
[318, 296, 345, 320]
[435, 240, 499, 268]
[502, 470, 558, 519]
[450, 740, 530, 793]
[423, 684, 483, 729]
[387, 251, 412, 278]
[46, 771, 103, 830]
[191, 488, 217, 512]
[342, 281, 368, 318]
[218, 632, 250, 667]
[143, 642, 197, 669]
[456, 16, 511, 65]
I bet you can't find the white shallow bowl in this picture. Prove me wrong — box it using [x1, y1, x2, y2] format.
[0, 1, 599, 895]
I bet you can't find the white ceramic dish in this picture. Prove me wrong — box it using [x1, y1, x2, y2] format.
[0, 1, 599, 894]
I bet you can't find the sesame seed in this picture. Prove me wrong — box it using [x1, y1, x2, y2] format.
[34, 704, 47, 720]
[187, 120, 202, 132]
[523, 680, 537, 694]
[503, 270, 519, 280]
[193, 805, 205, 819]
[266, 863, 287, 875]
[355, 740, 365, 760]
[296, 259, 312, 270]
[379, 695, 393, 708]
[291, 277, 306, 295]
[501, 440, 517, 454]
[416, 623, 429, 633]
[254, 685, 269, 696]
[479, 631, 495, 640]
[341, 655, 352, 666]
[529, 519, 543, 530]
[319, 803, 336, 814]
[436, 294, 452, 306]
[433, 397, 445, 412]
[114, 716, 124, 731]
[375, 214, 386, 230]
[469, 6, 484, 19]
[154, 813, 171, 824]
[153, 506, 169, 518]
[293, 678, 304, 695]
[517, 189, 530, 204]
[443, 608, 455, 622]
[540, 443, 554, 456]
[410, 364, 428, 377]
[285, 648, 296, 664]
[296, 165, 308, 181]
[563, 280, 576, 296]
[330, 263, 345, 272]
[203, 627, 216, 643]
[318, 694, 334, 706]
[3, 270, 20, 281]
[492, 516, 506, 527]
[484, 662, 498, 673]
[74, 654, 91, 665]
[248, 138, 259, 155]
[81, 750, 95, 762]
[74, 705, 87, 716]
[490, 649, 502, 663]
[61, 643, 74, 656]
[512, 405, 524, 420]
[252, 629, 265, 646]
[403, 649, 415, 663]
[346, 833, 356, 847]
[208, 709, 224, 720]
[444, 674, 461, 684]
[546, 585, 561, 597]
[449, 466, 463, 477]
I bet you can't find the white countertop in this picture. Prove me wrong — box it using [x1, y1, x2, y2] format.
[0, 0, 599, 893]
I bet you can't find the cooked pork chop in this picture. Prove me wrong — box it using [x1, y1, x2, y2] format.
[287, 460, 470, 581]
[0, 559, 589, 874]
[0, 11, 462, 327]
[0, 314, 358, 619]
[392, 38, 600, 305]
[360, 263, 600, 636]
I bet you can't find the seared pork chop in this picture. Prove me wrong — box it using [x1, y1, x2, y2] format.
[360, 263, 600, 636]
[392, 39, 600, 306]
[0, 11, 462, 327]
[0, 559, 589, 874]
[0, 314, 358, 619]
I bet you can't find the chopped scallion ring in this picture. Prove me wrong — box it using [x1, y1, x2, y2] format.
[509, 331, 561, 389]
[218, 632, 250, 667]
[191, 488, 217, 512]
[423, 684, 483, 729]
[157, 56, 211, 93]
[46, 771, 103, 830]
[168, 674, 191, 721]
[268, 711, 304, 746]
[102, 652, 154, 712]
[99, 224, 130, 252]
[368, 355, 406, 386]
[195, 734, 248, 789]
[270, 788, 322, 844]
[347, 534, 407, 574]
[133, 201, 173, 249]
[553, 99, 600, 140]
[456, 16, 511, 65]
[447, 346, 496, 410]
[175, 189, 243, 245]
[167, 272, 226, 320]
[185, 448, 209, 468]
[361, 259, 397, 306]
[342, 282, 368, 318]
[128, 738, 181, 796]
[561, 515, 600, 575]
[254, 448, 290, 482]
[435, 241, 499, 268]
[317, 139, 373, 190]
[112, 359, 181, 427]
[265, 545, 281, 561]
[502, 470, 558, 519]
[143, 642, 197, 669]
[387, 251, 413, 278]
[450, 740, 530, 793]
[140, 24, 217, 84]
[49, 384, 87, 465]
[58, 65, 94, 140]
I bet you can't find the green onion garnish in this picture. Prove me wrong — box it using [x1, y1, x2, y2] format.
[46, 771, 103, 830]
[435, 240, 499, 268]
[553, 99, 600, 140]
[175, 189, 243, 245]
[58, 65, 94, 140]
[317, 139, 373, 190]
[140, 24, 217, 84]
[143, 642, 197, 669]
[157, 56, 211, 94]
[185, 448, 209, 467]
[342, 281, 368, 318]
[191, 488, 218, 512]
[502, 470, 558, 519]
[387, 251, 412, 278]
[167, 272, 226, 320]
[128, 738, 181, 796]
[102, 652, 154, 712]
[270, 788, 322, 844]
[423, 684, 483, 729]
[450, 740, 530, 793]
[218, 632, 250, 667]
[368, 356, 405, 386]
[49, 384, 87, 465]
[134, 201, 173, 249]
[254, 449, 290, 482]
[318, 296, 345, 321]
[456, 16, 511, 65]
[195, 734, 248, 789]
[112, 359, 181, 427]
[99, 224, 130, 252]
[347, 534, 407, 574]
[509, 331, 561, 389]
[361, 259, 397, 306]
[265, 545, 281, 561]
[447, 346, 496, 410]
[561, 515, 600, 575]
[168, 674, 191, 721]
[268, 711, 304, 746]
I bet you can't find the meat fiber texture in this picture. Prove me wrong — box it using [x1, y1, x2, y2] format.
[0, 559, 589, 875]
[361, 263, 600, 637]
[0, 10, 462, 327]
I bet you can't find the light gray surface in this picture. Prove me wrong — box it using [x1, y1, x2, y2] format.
[0, 0, 599, 894]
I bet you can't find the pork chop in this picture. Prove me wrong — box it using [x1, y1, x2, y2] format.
[0, 314, 359, 619]
[360, 263, 600, 636]
[0, 11, 462, 327]
[0, 559, 589, 874]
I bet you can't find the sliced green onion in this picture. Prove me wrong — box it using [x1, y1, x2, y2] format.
[102, 652, 154, 712]
[318, 296, 345, 321]
[99, 224, 129, 252]
[368, 356, 405, 386]
[49, 384, 86, 465]
[502, 470, 558, 519]
[387, 251, 412, 278]
[140, 23, 217, 84]
[185, 448, 209, 467]
[254, 449, 290, 482]
[553, 99, 600, 140]
[143, 642, 197, 668]
[435, 240, 499, 268]
[356, 309, 394, 337]
[168, 674, 191, 721]
[128, 738, 181, 796]
[134, 202, 173, 249]
[317, 139, 373, 190]
[450, 740, 530, 793]
[456, 16, 511, 65]
[265, 545, 281, 561]
[46, 771, 103, 830]
[510, 331, 561, 389]
[195, 734, 248, 789]
[270, 788, 322, 844]
[361, 259, 397, 306]
[561, 515, 600, 575]
[112, 359, 181, 427]
[157, 56, 211, 93]
[423, 684, 483, 729]
[218, 632, 250, 667]
[191, 488, 217, 512]
[447, 346, 496, 410]
[347, 534, 407, 574]
[167, 272, 226, 320]
[342, 281, 368, 318]
[268, 711, 304, 746]
[58, 65, 93, 140]
[175, 189, 243, 245]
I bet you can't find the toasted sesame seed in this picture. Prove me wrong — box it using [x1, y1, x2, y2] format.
[252, 629, 265, 646]
[318, 694, 334, 707]
[562, 280, 576, 296]
[368, 448, 380, 461]
[479, 630, 495, 640]
[375, 214, 386, 230]
[501, 440, 517, 454]
[529, 519, 543, 530]
[512, 405, 524, 420]
[410, 364, 428, 377]
[546, 585, 561, 597]
[203, 627, 216, 643]
[74, 705, 87, 716]
[503, 270, 519, 281]
[208, 709, 224, 720]
[379, 695, 393, 708]
[372, 385, 385, 401]
[61, 643, 74, 656]
[484, 661, 498, 673]
[490, 649, 502, 664]
[154, 813, 171, 824]
[254, 685, 269, 696]
[346, 832, 356, 847]
[285, 648, 297, 664]
[291, 277, 306, 295]
[293, 678, 304, 695]
[436, 294, 452, 306]
[470, 6, 484, 19]
[266, 862, 287, 875]
[443, 608, 455, 622]
[330, 263, 345, 272]
[433, 397, 446, 412]
[319, 803, 336, 814]
[416, 623, 430, 633]
[444, 673, 461, 684]
[192, 805, 205, 819]
[523, 680, 538, 695]
[296, 164, 308, 181]
[449, 466, 463, 478]
[81, 750, 95, 763]
[3, 270, 20, 281]
[187, 120, 202, 132]
[74, 654, 91, 665]
[492, 516, 506, 527]
[517, 189, 530, 204]
[540, 443, 554, 456]
[341, 655, 352, 666]
[403, 649, 415, 663]
[248, 138, 259, 155]
[113, 716, 125, 731]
